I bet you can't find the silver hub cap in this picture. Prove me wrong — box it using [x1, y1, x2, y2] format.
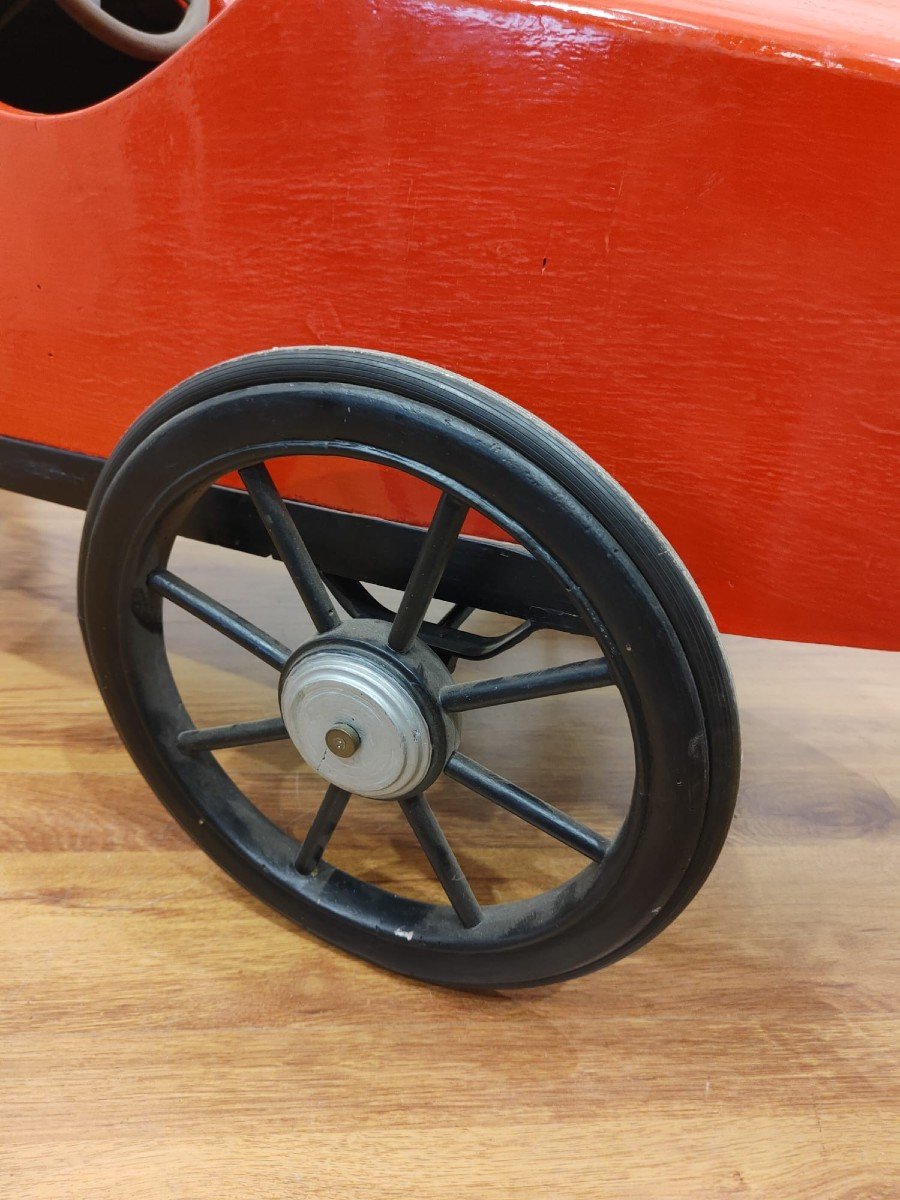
[280, 647, 434, 799]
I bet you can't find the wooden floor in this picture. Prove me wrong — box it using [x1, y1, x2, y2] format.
[0, 490, 897, 1199]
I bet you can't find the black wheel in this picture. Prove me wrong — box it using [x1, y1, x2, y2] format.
[78, 349, 740, 989]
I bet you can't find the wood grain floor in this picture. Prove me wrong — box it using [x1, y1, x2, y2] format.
[0, 490, 897, 1200]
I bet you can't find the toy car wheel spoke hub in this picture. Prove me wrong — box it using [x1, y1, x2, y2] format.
[278, 623, 458, 800]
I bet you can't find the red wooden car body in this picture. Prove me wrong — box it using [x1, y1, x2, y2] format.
[0, 0, 897, 650]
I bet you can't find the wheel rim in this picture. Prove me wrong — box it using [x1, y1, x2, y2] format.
[81, 379, 711, 986]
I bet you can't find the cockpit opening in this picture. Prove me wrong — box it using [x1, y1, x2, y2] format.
[0, 0, 209, 113]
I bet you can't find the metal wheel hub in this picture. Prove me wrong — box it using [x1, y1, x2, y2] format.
[279, 622, 458, 800]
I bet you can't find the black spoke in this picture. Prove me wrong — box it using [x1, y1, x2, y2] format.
[295, 785, 351, 874]
[439, 602, 475, 629]
[441, 658, 612, 713]
[399, 794, 483, 928]
[389, 493, 469, 653]
[148, 570, 290, 669]
[444, 753, 610, 862]
[239, 462, 339, 633]
[177, 716, 288, 755]
[435, 602, 476, 671]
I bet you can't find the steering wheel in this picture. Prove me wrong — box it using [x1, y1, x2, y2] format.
[54, 0, 210, 62]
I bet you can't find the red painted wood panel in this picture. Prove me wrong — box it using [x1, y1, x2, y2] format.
[0, 0, 897, 648]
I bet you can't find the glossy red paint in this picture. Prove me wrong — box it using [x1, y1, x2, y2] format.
[0, 0, 897, 648]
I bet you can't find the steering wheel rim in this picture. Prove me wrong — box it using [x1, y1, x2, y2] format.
[54, 0, 210, 62]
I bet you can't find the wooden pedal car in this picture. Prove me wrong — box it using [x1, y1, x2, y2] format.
[0, 0, 897, 988]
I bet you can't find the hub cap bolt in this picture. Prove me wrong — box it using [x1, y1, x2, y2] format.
[325, 723, 361, 759]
